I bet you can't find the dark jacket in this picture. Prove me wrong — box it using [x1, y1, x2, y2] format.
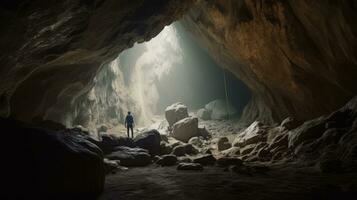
[125, 115, 134, 125]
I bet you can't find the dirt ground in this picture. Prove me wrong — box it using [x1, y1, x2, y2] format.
[99, 165, 357, 200]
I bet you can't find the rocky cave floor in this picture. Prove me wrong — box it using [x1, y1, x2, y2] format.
[95, 100, 357, 200]
[100, 165, 357, 200]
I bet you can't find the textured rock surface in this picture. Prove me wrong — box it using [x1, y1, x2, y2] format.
[70, 59, 139, 130]
[171, 116, 199, 142]
[183, 0, 357, 125]
[0, 0, 195, 124]
[165, 102, 189, 127]
[233, 121, 268, 147]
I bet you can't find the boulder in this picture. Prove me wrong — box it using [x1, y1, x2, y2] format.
[233, 121, 267, 147]
[197, 108, 211, 120]
[156, 155, 178, 166]
[2, 118, 104, 198]
[106, 146, 151, 167]
[204, 99, 237, 120]
[177, 163, 203, 171]
[193, 154, 216, 165]
[133, 129, 161, 155]
[165, 102, 189, 126]
[216, 157, 243, 167]
[172, 145, 186, 157]
[171, 117, 199, 142]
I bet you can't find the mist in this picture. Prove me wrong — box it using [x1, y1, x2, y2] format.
[110, 21, 251, 125]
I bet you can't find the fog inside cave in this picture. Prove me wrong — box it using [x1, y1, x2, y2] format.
[104, 22, 251, 125]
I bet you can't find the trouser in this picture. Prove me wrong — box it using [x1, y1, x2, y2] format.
[127, 124, 134, 138]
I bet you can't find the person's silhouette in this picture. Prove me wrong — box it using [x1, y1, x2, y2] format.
[125, 111, 134, 138]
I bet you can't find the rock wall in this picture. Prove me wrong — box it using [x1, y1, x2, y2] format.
[67, 58, 140, 131]
[182, 0, 357, 125]
[1, 0, 357, 127]
[0, 0, 195, 124]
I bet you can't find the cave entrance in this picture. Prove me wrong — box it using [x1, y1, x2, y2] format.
[97, 21, 251, 129]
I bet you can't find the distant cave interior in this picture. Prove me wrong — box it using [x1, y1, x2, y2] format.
[1, 0, 357, 199]
[92, 21, 251, 127]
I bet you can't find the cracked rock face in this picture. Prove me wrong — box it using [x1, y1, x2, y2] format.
[0, 0, 195, 123]
[183, 0, 357, 125]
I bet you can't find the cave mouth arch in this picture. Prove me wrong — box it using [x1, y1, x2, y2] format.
[73, 21, 251, 131]
[2, 1, 357, 199]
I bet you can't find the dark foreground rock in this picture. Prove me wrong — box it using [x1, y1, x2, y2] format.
[1, 117, 104, 199]
[106, 146, 152, 167]
[177, 163, 203, 171]
[134, 129, 161, 155]
[156, 155, 178, 166]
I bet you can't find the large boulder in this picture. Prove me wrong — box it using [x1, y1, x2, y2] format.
[171, 117, 199, 142]
[2, 118, 104, 199]
[204, 99, 237, 120]
[233, 121, 268, 148]
[165, 102, 189, 126]
[106, 146, 151, 167]
[133, 129, 161, 156]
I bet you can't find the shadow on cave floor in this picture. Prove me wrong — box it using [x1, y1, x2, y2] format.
[99, 165, 357, 200]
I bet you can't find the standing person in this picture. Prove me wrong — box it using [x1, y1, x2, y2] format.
[125, 111, 134, 138]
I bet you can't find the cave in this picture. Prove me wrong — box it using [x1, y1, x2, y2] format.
[1, 0, 357, 199]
